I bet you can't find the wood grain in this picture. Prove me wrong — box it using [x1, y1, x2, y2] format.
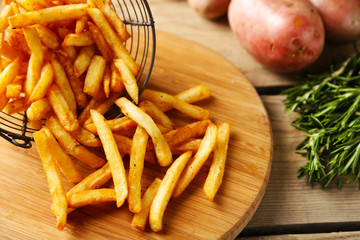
[0, 31, 272, 239]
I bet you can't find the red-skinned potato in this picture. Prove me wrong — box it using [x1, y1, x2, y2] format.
[188, 0, 231, 19]
[228, 0, 325, 72]
[308, 0, 360, 42]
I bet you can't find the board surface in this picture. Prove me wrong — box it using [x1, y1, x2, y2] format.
[0, 31, 272, 240]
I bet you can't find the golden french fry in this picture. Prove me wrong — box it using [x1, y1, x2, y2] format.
[74, 45, 96, 77]
[48, 84, 79, 132]
[113, 58, 139, 104]
[90, 109, 128, 207]
[68, 188, 116, 208]
[171, 139, 202, 155]
[110, 61, 124, 93]
[4, 97, 26, 115]
[91, 0, 130, 42]
[203, 123, 230, 201]
[77, 98, 100, 126]
[0, 41, 19, 60]
[6, 28, 31, 56]
[139, 101, 175, 132]
[27, 98, 51, 121]
[15, 0, 51, 10]
[149, 151, 193, 232]
[87, 8, 138, 74]
[8, 4, 88, 28]
[57, 27, 77, 61]
[103, 65, 111, 98]
[6, 83, 22, 98]
[0, 94, 9, 112]
[46, 115, 106, 168]
[85, 116, 136, 134]
[27, 62, 54, 104]
[88, 21, 113, 63]
[173, 124, 218, 198]
[0, 3, 14, 33]
[128, 126, 149, 213]
[70, 127, 102, 147]
[34, 128, 68, 231]
[62, 31, 94, 47]
[84, 55, 106, 98]
[28, 119, 43, 130]
[131, 178, 161, 230]
[57, 52, 88, 109]
[35, 24, 60, 50]
[43, 127, 83, 183]
[0, 58, 20, 94]
[51, 56, 77, 114]
[75, 15, 88, 33]
[115, 97, 173, 167]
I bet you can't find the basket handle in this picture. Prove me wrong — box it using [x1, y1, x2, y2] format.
[0, 128, 33, 148]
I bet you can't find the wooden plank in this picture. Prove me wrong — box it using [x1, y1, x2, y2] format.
[237, 231, 360, 240]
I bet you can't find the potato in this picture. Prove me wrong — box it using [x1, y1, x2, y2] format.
[188, 0, 231, 19]
[228, 0, 325, 72]
[308, 0, 360, 42]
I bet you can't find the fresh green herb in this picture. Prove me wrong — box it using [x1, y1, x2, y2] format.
[282, 44, 360, 189]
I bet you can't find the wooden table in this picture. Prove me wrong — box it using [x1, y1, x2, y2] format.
[149, 0, 360, 239]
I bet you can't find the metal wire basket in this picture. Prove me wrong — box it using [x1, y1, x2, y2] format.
[0, 0, 156, 149]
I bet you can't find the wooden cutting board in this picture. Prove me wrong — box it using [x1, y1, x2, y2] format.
[0, 31, 272, 240]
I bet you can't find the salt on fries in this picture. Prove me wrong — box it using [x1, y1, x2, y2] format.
[0, 0, 231, 233]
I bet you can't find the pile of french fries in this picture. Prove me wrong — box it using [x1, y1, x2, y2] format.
[0, 0, 231, 233]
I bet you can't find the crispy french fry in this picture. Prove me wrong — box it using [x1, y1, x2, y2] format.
[34, 128, 68, 231]
[103, 65, 111, 98]
[128, 126, 149, 213]
[35, 24, 60, 50]
[4, 97, 26, 115]
[85, 116, 136, 134]
[88, 21, 113, 63]
[91, 0, 130, 42]
[62, 31, 94, 47]
[87, 8, 138, 74]
[6, 83, 22, 98]
[0, 3, 14, 33]
[113, 58, 138, 104]
[70, 127, 102, 147]
[75, 15, 88, 33]
[27, 62, 54, 104]
[27, 98, 51, 121]
[0, 41, 19, 60]
[8, 4, 88, 28]
[68, 188, 116, 208]
[57, 52, 88, 109]
[46, 115, 106, 168]
[74, 45, 96, 77]
[6, 28, 31, 56]
[77, 97, 100, 126]
[84, 55, 106, 98]
[110, 61, 124, 93]
[139, 100, 174, 132]
[43, 127, 83, 183]
[115, 97, 173, 167]
[149, 151, 193, 232]
[28, 119, 43, 130]
[48, 84, 79, 132]
[0, 94, 9, 112]
[57, 27, 77, 61]
[173, 124, 218, 198]
[171, 139, 202, 155]
[51, 56, 77, 114]
[90, 109, 128, 207]
[131, 178, 161, 230]
[203, 123, 230, 201]
[0, 58, 20, 94]
[15, 0, 50, 10]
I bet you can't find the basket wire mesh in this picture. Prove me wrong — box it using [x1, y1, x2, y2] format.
[0, 0, 156, 148]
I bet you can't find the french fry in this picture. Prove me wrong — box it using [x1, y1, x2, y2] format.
[139, 100, 175, 132]
[28, 119, 43, 130]
[91, 0, 130, 42]
[35, 24, 60, 50]
[113, 58, 139, 104]
[88, 21, 113, 63]
[6, 83, 22, 98]
[57, 27, 77, 61]
[90, 109, 128, 207]
[0, 3, 14, 33]
[149, 151, 193, 232]
[27, 62, 54, 104]
[34, 128, 67, 231]
[43, 127, 83, 183]
[103, 65, 111, 98]
[75, 15, 88, 34]
[171, 139, 202, 155]
[51, 56, 77, 114]
[6, 28, 31, 56]
[57, 52, 88, 109]
[62, 31, 94, 47]
[74, 45, 96, 77]
[4, 97, 26, 115]
[0, 94, 9, 112]
[173, 124, 218, 198]
[203, 123, 230, 201]
[128, 126, 149, 213]
[110, 61, 124, 93]
[68, 188, 116, 208]
[27, 98, 51, 121]
[46, 115, 106, 168]
[8, 4, 88, 28]
[23, 26, 43, 98]
[70, 127, 102, 147]
[15, 0, 51, 11]
[131, 178, 161, 230]
[77, 98, 100, 126]
[48, 84, 79, 132]
[115, 97, 173, 167]
[0, 41, 19, 60]
[84, 55, 106, 98]
[0, 58, 20, 94]
[85, 116, 136, 134]
[87, 8, 138, 74]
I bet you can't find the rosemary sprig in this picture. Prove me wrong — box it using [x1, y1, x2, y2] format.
[282, 45, 360, 189]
